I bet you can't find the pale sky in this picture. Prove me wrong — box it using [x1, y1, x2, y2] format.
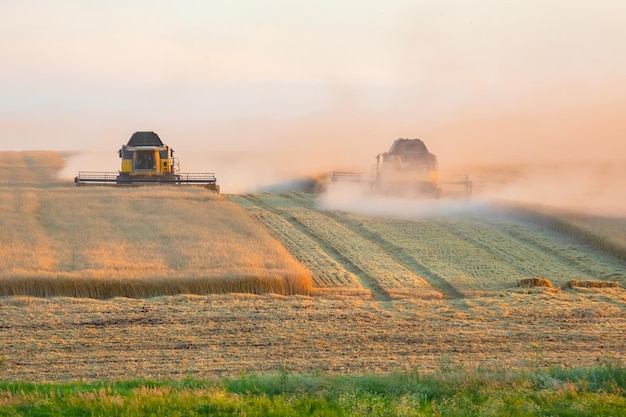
[1, 1, 625, 166]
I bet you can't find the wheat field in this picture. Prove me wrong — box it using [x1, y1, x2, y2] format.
[2, 290, 625, 382]
[0, 153, 312, 297]
[231, 192, 625, 299]
[0, 150, 67, 184]
[1, 151, 625, 382]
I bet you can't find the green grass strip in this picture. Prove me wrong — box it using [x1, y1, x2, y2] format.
[1, 363, 625, 416]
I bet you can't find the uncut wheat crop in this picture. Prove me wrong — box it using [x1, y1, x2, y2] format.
[0, 180, 312, 298]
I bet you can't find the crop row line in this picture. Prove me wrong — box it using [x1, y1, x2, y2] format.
[483, 213, 621, 281]
[246, 193, 444, 300]
[328, 213, 464, 298]
[240, 195, 390, 300]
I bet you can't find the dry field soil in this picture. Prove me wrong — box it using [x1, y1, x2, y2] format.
[0, 151, 625, 382]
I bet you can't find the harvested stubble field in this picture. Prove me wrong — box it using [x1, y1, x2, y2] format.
[235, 192, 625, 298]
[0, 151, 625, 382]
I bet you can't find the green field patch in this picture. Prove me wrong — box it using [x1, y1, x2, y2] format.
[287, 209, 439, 299]
[242, 193, 441, 299]
[1, 364, 625, 416]
[482, 213, 625, 286]
[517, 205, 626, 263]
[329, 206, 626, 294]
[227, 195, 364, 291]
[335, 214, 520, 294]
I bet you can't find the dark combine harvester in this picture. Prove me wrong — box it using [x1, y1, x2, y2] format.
[332, 138, 472, 198]
[74, 131, 219, 192]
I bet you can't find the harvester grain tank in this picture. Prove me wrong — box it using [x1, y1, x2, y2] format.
[332, 138, 472, 198]
[74, 131, 219, 192]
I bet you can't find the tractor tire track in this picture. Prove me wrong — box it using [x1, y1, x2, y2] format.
[236, 192, 625, 296]
[247, 208, 362, 289]
[328, 213, 464, 299]
[242, 195, 391, 301]
[430, 218, 539, 279]
[479, 211, 625, 283]
[283, 214, 392, 301]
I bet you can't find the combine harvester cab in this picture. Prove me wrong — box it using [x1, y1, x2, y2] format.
[75, 131, 219, 193]
[374, 138, 442, 197]
[332, 138, 472, 199]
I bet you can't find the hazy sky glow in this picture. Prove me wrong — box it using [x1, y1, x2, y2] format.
[1, 1, 625, 166]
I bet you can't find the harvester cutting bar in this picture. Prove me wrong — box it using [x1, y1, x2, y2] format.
[172, 173, 220, 193]
[172, 173, 217, 185]
[74, 171, 118, 185]
[439, 174, 471, 185]
[439, 174, 473, 195]
[331, 171, 364, 182]
[75, 171, 218, 189]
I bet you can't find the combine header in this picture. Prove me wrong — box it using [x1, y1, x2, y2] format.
[74, 131, 219, 193]
[332, 138, 472, 198]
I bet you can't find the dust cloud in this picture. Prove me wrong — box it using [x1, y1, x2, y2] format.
[477, 162, 626, 216]
[5, 1, 626, 212]
[312, 83, 626, 219]
[59, 149, 334, 193]
[60, 151, 115, 179]
[317, 161, 626, 219]
[318, 181, 493, 219]
[54, 78, 626, 215]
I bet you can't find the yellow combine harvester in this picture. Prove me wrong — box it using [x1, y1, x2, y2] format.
[332, 138, 472, 198]
[74, 131, 219, 192]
